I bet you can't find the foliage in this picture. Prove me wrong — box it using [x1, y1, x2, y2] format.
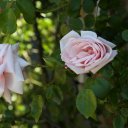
[0, 0, 128, 128]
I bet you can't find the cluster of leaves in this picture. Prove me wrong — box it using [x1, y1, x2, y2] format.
[0, 0, 128, 128]
[0, 0, 35, 34]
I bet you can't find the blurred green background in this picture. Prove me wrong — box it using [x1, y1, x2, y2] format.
[0, 0, 128, 128]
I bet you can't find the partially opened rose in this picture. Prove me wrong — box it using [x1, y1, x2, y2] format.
[0, 43, 29, 103]
[60, 31, 117, 74]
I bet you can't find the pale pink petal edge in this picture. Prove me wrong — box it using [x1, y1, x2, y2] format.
[60, 30, 80, 52]
[91, 50, 118, 74]
[98, 37, 116, 48]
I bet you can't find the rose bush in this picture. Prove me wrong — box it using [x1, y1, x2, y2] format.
[0, 0, 128, 127]
[60, 30, 117, 74]
[0, 43, 28, 103]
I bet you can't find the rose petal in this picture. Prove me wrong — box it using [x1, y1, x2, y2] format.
[18, 58, 29, 69]
[77, 51, 88, 58]
[75, 63, 85, 67]
[84, 53, 111, 73]
[73, 54, 95, 64]
[70, 57, 77, 62]
[63, 38, 83, 55]
[60, 30, 80, 52]
[0, 44, 9, 57]
[98, 37, 116, 48]
[81, 31, 97, 39]
[66, 63, 87, 74]
[0, 64, 5, 75]
[14, 62, 24, 81]
[0, 75, 5, 97]
[0, 44, 6, 50]
[95, 42, 106, 59]
[5, 73, 23, 94]
[91, 50, 118, 74]
[12, 43, 19, 53]
[4, 46, 15, 73]
[61, 51, 71, 63]
[3, 88, 11, 104]
[69, 44, 80, 58]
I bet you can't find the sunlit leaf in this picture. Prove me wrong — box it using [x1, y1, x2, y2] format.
[0, 8, 17, 34]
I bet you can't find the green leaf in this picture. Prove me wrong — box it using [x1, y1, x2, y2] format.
[87, 78, 111, 99]
[70, 0, 81, 11]
[30, 95, 44, 122]
[0, 103, 7, 113]
[76, 89, 97, 118]
[69, 18, 83, 30]
[54, 67, 66, 84]
[99, 0, 119, 10]
[44, 57, 61, 68]
[108, 90, 118, 105]
[109, 15, 122, 29]
[121, 108, 128, 118]
[85, 14, 95, 28]
[113, 115, 125, 128]
[60, 24, 69, 35]
[47, 102, 60, 121]
[46, 86, 63, 105]
[16, 0, 35, 24]
[100, 65, 114, 78]
[12, 3, 20, 18]
[122, 30, 128, 42]
[0, 0, 7, 10]
[99, 0, 108, 9]
[83, 0, 95, 13]
[0, 123, 11, 128]
[49, 0, 61, 5]
[0, 8, 17, 34]
[121, 86, 128, 100]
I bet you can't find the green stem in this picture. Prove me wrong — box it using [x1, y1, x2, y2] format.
[36, 2, 68, 13]
[94, 0, 100, 29]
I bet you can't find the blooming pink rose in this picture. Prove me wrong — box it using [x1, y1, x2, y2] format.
[60, 31, 117, 74]
[0, 43, 29, 103]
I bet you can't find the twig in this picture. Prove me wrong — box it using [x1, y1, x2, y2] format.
[36, 2, 68, 14]
[94, 0, 101, 29]
[33, 18, 49, 82]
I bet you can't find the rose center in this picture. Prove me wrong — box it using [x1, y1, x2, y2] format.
[84, 47, 94, 55]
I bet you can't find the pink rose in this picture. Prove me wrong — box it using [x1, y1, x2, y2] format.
[0, 43, 29, 103]
[60, 31, 117, 74]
